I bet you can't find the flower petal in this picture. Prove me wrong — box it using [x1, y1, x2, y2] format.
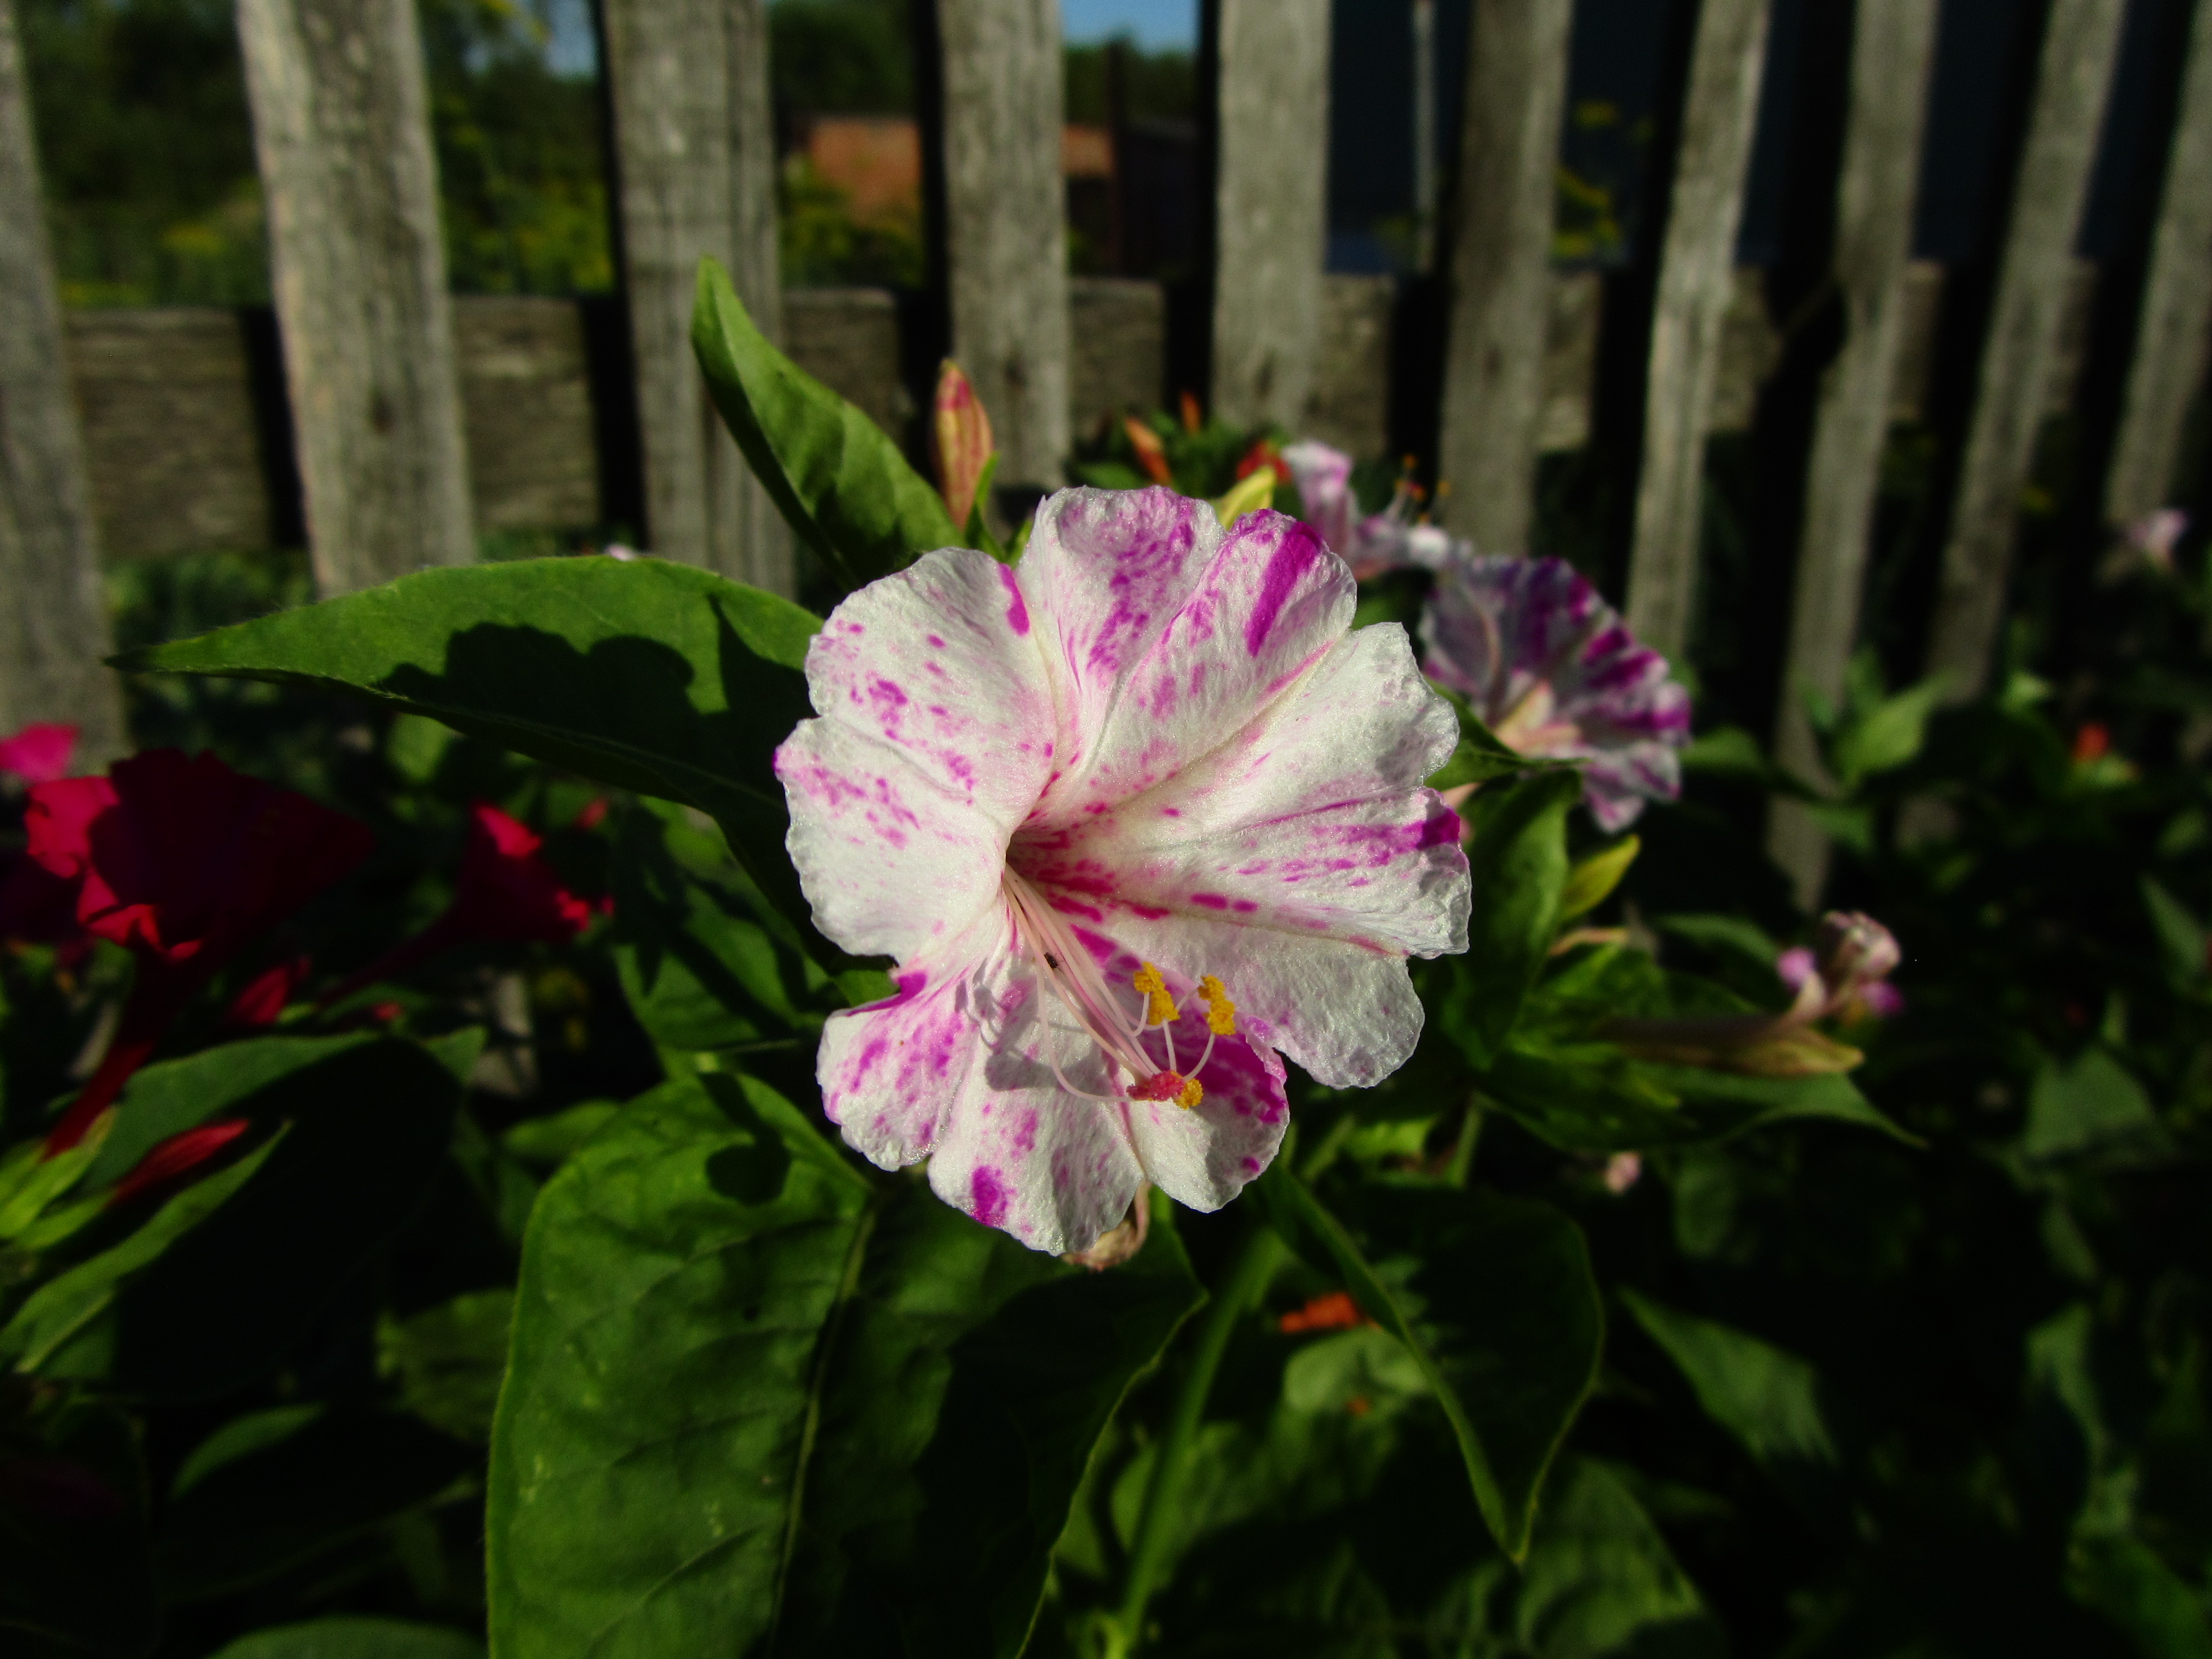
[777, 548, 1056, 961]
[1010, 623, 1467, 1088]
[1018, 490, 1356, 818]
[817, 906, 1144, 1254]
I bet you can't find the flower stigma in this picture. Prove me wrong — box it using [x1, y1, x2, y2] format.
[1002, 868, 1230, 1111]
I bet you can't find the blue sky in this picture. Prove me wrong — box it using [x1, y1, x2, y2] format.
[1061, 0, 1196, 49]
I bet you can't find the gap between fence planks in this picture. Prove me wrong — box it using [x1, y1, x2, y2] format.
[2104, 0, 2212, 530]
[234, 0, 475, 595]
[1921, 0, 2127, 701]
[1766, 0, 1942, 910]
[938, 0, 1071, 494]
[1623, 0, 1773, 663]
[0, 0, 124, 762]
[1210, 0, 1330, 432]
[1436, 0, 1573, 558]
[599, 0, 791, 594]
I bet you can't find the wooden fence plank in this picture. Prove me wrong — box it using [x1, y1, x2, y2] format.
[235, 0, 475, 594]
[2103, 0, 2212, 526]
[939, 0, 1071, 492]
[600, 0, 790, 593]
[1624, 0, 1774, 661]
[1767, 0, 1942, 909]
[1436, 0, 1573, 556]
[0, 0, 124, 761]
[1210, 0, 1331, 431]
[1921, 0, 2126, 699]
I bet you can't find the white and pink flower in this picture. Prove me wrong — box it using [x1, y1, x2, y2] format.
[1281, 440, 1456, 581]
[775, 487, 1470, 1253]
[1421, 552, 1691, 833]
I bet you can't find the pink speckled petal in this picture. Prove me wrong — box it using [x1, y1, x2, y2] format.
[1088, 946, 1291, 1211]
[819, 904, 1144, 1254]
[1282, 439, 1355, 556]
[776, 548, 1056, 962]
[1018, 490, 1355, 818]
[1010, 624, 1467, 1088]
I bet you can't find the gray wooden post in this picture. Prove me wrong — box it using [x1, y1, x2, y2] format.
[0, 0, 125, 763]
[1623, 0, 1773, 662]
[1435, 0, 1572, 556]
[1766, 0, 1941, 909]
[1210, 0, 1331, 432]
[235, 0, 476, 595]
[2104, 0, 2212, 527]
[939, 0, 1071, 492]
[1921, 0, 2126, 699]
[601, 0, 790, 594]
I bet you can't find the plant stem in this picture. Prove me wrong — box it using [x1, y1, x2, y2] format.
[1105, 1222, 1288, 1657]
[1444, 1095, 1484, 1187]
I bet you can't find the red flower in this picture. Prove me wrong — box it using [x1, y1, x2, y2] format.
[572, 794, 611, 832]
[30, 751, 374, 1153]
[225, 955, 312, 1030]
[106, 1118, 251, 1208]
[0, 724, 77, 786]
[325, 803, 593, 1007]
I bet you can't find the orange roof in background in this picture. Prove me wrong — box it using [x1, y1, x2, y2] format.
[804, 118, 1115, 224]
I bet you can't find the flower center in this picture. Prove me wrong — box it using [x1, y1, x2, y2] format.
[1491, 680, 1581, 756]
[1001, 867, 1238, 1108]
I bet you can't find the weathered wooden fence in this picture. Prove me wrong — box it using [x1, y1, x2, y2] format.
[6, 0, 2211, 913]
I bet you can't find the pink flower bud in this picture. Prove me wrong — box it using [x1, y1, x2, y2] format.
[931, 360, 995, 528]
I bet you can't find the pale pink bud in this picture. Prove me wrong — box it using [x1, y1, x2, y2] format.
[931, 360, 995, 529]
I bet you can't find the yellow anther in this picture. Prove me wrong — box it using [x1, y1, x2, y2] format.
[1132, 962, 1178, 1026]
[1197, 974, 1237, 1036]
[1177, 1078, 1204, 1109]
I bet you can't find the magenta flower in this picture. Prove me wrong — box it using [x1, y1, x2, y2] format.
[1281, 440, 1455, 581]
[0, 724, 77, 787]
[1421, 552, 1691, 832]
[776, 487, 1470, 1253]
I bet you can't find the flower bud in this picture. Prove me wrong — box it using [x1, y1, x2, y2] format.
[931, 360, 995, 529]
[1814, 911, 1900, 994]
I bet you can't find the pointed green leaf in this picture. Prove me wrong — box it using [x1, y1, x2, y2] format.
[1439, 769, 1583, 1068]
[693, 259, 960, 591]
[488, 1072, 1202, 1659]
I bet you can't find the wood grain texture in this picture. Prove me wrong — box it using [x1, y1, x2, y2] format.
[600, 0, 791, 592]
[453, 299, 600, 533]
[1624, 0, 1773, 661]
[1922, 0, 2126, 698]
[1436, 0, 1572, 555]
[1070, 277, 1167, 435]
[2103, 0, 2212, 524]
[1210, 0, 1331, 431]
[939, 0, 1071, 488]
[235, 0, 475, 594]
[1768, 0, 1941, 909]
[0, 0, 124, 760]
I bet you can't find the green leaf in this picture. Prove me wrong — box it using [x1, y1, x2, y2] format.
[1679, 725, 1768, 778]
[692, 259, 960, 591]
[1503, 1457, 1715, 1656]
[2025, 1048, 2172, 1165]
[1618, 1289, 1841, 1521]
[1439, 770, 1583, 1068]
[158, 1405, 474, 1601]
[1256, 1165, 1603, 1559]
[610, 802, 822, 1053]
[18, 1037, 459, 1399]
[2141, 878, 2206, 983]
[208, 1619, 484, 1659]
[2068, 1535, 2212, 1659]
[1832, 676, 1943, 788]
[113, 557, 853, 973]
[380, 1289, 515, 1442]
[84, 1033, 377, 1185]
[488, 1071, 1202, 1658]
[1559, 835, 1640, 921]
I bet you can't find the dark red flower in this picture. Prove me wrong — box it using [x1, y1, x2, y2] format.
[0, 724, 77, 786]
[225, 956, 312, 1030]
[31, 751, 373, 1154]
[323, 803, 593, 1008]
[106, 1118, 251, 1208]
